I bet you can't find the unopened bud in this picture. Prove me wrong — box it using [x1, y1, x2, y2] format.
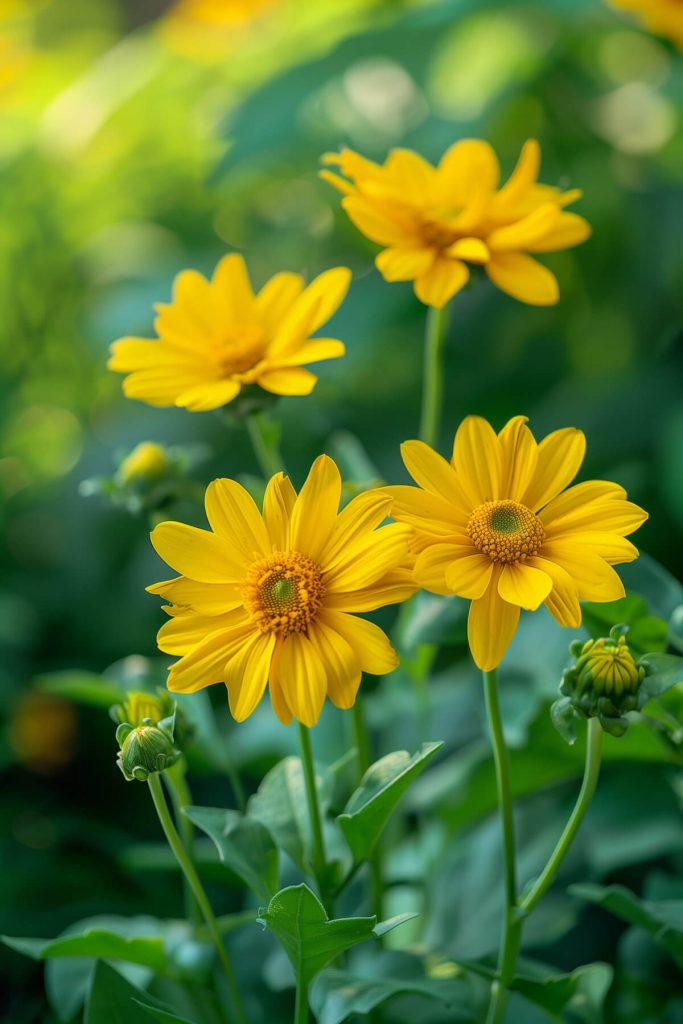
[116, 724, 179, 782]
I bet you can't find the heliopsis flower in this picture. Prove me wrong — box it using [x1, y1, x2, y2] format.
[610, 0, 683, 49]
[385, 416, 647, 671]
[321, 140, 590, 309]
[148, 456, 415, 726]
[109, 255, 350, 412]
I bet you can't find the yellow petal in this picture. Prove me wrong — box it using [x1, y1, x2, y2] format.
[108, 338, 197, 371]
[147, 576, 242, 615]
[324, 570, 417, 612]
[540, 542, 626, 602]
[445, 237, 490, 264]
[318, 609, 398, 676]
[497, 561, 552, 610]
[539, 480, 626, 526]
[171, 268, 216, 337]
[205, 478, 270, 561]
[319, 168, 354, 195]
[167, 626, 251, 693]
[257, 367, 318, 395]
[384, 148, 436, 198]
[485, 253, 559, 306]
[225, 631, 276, 721]
[414, 542, 475, 595]
[289, 454, 342, 562]
[325, 523, 412, 592]
[451, 416, 503, 506]
[522, 427, 586, 512]
[272, 632, 327, 727]
[175, 379, 241, 411]
[542, 495, 647, 538]
[342, 195, 413, 247]
[269, 643, 293, 725]
[158, 607, 248, 655]
[491, 139, 541, 214]
[527, 555, 581, 628]
[122, 367, 205, 407]
[444, 550, 495, 599]
[497, 416, 538, 501]
[275, 339, 345, 366]
[467, 568, 520, 671]
[436, 139, 500, 203]
[320, 490, 393, 571]
[400, 440, 471, 518]
[255, 272, 305, 334]
[487, 203, 561, 252]
[528, 212, 591, 253]
[262, 473, 297, 550]
[375, 245, 434, 282]
[307, 619, 362, 710]
[414, 257, 469, 309]
[271, 267, 351, 355]
[211, 253, 255, 323]
[151, 522, 247, 583]
[568, 533, 639, 565]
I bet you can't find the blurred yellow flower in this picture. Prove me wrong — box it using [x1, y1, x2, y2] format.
[148, 456, 415, 726]
[118, 442, 169, 484]
[109, 255, 350, 412]
[160, 0, 277, 60]
[321, 140, 590, 309]
[385, 415, 647, 671]
[610, 0, 683, 49]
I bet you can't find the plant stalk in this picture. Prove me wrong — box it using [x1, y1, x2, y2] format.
[246, 409, 285, 477]
[164, 758, 201, 926]
[418, 303, 449, 447]
[297, 722, 330, 907]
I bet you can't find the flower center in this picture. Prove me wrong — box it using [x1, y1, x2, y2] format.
[243, 551, 325, 635]
[467, 499, 545, 563]
[421, 218, 459, 250]
[217, 326, 265, 376]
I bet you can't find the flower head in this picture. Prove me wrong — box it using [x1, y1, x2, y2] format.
[118, 442, 170, 485]
[385, 415, 647, 671]
[148, 456, 416, 726]
[321, 139, 590, 309]
[109, 255, 350, 412]
[116, 723, 180, 782]
[610, 0, 683, 49]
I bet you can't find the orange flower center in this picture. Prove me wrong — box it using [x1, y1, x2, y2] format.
[421, 218, 458, 250]
[467, 500, 545, 563]
[217, 326, 265, 376]
[243, 551, 325, 635]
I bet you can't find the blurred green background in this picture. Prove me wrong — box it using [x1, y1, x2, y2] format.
[1, 0, 683, 1021]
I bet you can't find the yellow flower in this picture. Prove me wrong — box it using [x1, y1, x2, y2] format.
[384, 416, 647, 671]
[321, 140, 590, 309]
[108, 255, 350, 412]
[610, 0, 683, 49]
[118, 442, 169, 484]
[148, 456, 415, 726]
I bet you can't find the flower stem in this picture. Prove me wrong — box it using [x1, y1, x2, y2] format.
[351, 699, 385, 922]
[294, 964, 309, 1024]
[163, 758, 201, 927]
[520, 717, 603, 915]
[246, 409, 285, 478]
[483, 669, 518, 1024]
[297, 722, 330, 904]
[419, 303, 449, 447]
[147, 774, 247, 1024]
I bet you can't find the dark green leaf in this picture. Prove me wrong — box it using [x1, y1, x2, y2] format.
[34, 670, 123, 708]
[581, 595, 668, 657]
[85, 962, 159, 1024]
[133, 1001, 199, 1024]
[511, 961, 613, 1020]
[338, 742, 443, 863]
[2, 929, 166, 973]
[639, 654, 683, 702]
[184, 806, 279, 903]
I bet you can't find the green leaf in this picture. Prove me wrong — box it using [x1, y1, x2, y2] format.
[570, 883, 683, 970]
[395, 592, 467, 649]
[85, 962, 161, 1024]
[511, 961, 613, 1020]
[581, 594, 668, 657]
[133, 1001, 199, 1024]
[184, 806, 279, 903]
[1, 929, 166, 973]
[34, 670, 123, 708]
[338, 742, 443, 863]
[248, 755, 333, 873]
[639, 654, 683, 702]
[257, 884, 409, 991]
[309, 962, 475, 1024]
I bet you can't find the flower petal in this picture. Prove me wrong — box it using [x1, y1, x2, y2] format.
[414, 257, 469, 309]
[175, 379, 241, 412]
[522, 427, 586, 512]
[543, 496, 647, 538]
[324, 570, 417, 612]
[400, 440, 471, 518]
[491, 139, 541, 215]
[375, 245, 434, 282]
[167, 625, 251, 693]
[497, 561, 552, 610]
[326, 523, 412, 592]
[151, 522, 247, 583]
[148, 576, 243, 615]
[539, 480, 627, 526]
[211, 253, 255, 323]
[487, 203, 561, 252]
[540, 541, 626, 602]
[451, 415, 503, 506]
[255, 272, 305, 334]
[158, 607, 249, 655]
[445, 237, 490, 264]
[289, 454, 342, 562]
[257, 367, 318, 395]
[528, 212, 591, 253]
[467, 568, 520, 672]
[270, 267, 351, 355]
[275, 339, 345, 366]
[262, 473, 297, 550]
[497, 415, 538, 501]
[318, 609, 398, 676]
[414, 542, 476, 595]
[225, 631, 276, 722]
[308, 619, 362, 710]
[320, 490, 393, 571]
[485, 253, 559, 306]
[527, 555, 581, 628]
[341, 195, 413, 246]
[205, 479, 270, 561]
[444, 551, 495, 599]
[272, 631, 327, 727]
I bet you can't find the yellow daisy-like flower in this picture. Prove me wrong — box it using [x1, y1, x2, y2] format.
[610, 0, 683, 49]
[148, 456, 416, 726]
[108, 255, 350, 412]
[385, 416, 647, 672]
[321, 139, 590, 309]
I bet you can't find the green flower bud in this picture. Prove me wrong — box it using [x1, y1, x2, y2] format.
[116, 724, 179, 782]
[553, 625, 648, 742]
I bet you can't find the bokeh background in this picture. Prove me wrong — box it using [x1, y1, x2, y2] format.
[1, 0, 682, 1021]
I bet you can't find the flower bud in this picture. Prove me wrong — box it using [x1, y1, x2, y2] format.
[116, 723, 179, 782]
[552, 625, 647, 741]
[118, 442, 170, 485]
[111, 689, 174, 729]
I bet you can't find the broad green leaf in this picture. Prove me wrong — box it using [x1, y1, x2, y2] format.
[309, 963, 476, 1024]
[34, 670, 123, 708]
[639, 653, 683, 702]
[570, 883, 683, 969]
[581, 595, 668, 657]
[511, 961, 613, 1021]
[85, 961, 161, 1024]
[133, 1001, 199, 1024]
[184, 806, 279, 903]
[1, 929, 166, 973]
[257, 883, 409, 991]
[248, 756, 333, 873]
[338, 742, 443, 863]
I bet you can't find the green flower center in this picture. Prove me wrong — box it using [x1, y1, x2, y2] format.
[467, 499, 545, 563]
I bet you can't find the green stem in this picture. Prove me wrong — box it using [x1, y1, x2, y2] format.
[520, 717, 603, 915]
[147, 774, 247, 1024]
[483, 669, 518, 1024]
[351, 699, 385, 923]
[294, 965, 309, 1024]
[246, 409, 285, 477]
[164, 758, 201, 927]
[297, 723, 329, 900]
[418, 304, 449, 447]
